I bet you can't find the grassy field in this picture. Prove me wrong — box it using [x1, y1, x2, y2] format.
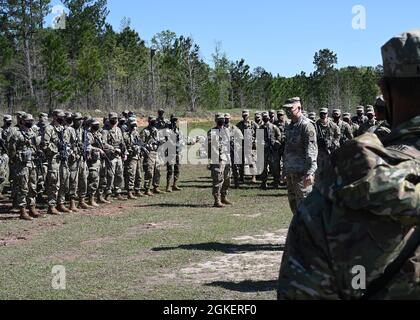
[0, 163, 292, 300]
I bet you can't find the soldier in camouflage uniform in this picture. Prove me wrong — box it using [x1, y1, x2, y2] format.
[269, 110, 277, 124]
[140, 116, 164, 196]
[236, 110, 259, 184]
[332, 109, 353, 145]
[123, 117, 145, 199]
[278, 29, 420, 300]
[343, 112, 359, 136]
[32, 113, 49, 202]
[274, 110, 289, 186]
[96, 117, 110, 203]
[166, 115, 183, 193]
[315, 108, 340, 178]
[282, 98, 318, 215]
[352, 106, 368, 128]
[43, 110, 72, 215]
[254, 112, 263, 127]
[208, 114, 233, 208]
[0, 115, 12, 199]
[357, 107, 377, 136]
[102, 112, 127, 202]
[307, 112, 316, 122]
[224, 113, 243, 189]
[368, 95, 392, 141]
[260, 112, 282, 189]
[68, 113, 91, 210]
[8, 114, 41, 220]
[86, 119, 105, 207]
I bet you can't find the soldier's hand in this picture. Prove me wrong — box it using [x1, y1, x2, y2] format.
[303, 174, 314, 188]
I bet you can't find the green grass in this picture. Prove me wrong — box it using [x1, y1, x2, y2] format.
[0, 165, 292, 300]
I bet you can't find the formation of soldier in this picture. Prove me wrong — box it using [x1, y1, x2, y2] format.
[0, 108, 184, 221]
[206, 98, 390, 210]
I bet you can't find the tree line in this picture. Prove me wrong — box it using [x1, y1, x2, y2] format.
[0, 0, 382, 116]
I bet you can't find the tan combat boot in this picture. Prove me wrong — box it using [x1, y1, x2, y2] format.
[221, 195, 234, 206]
[104, 194, 113, 203]
[213, 195, 225, 208]
[28, 206, 41, 218]
[165, 184, 172, 193]
[153, 187, 164, 194]
[172, 180, 182, 191]
[48, 206, 61, 216]
[116, 194, 126, 201]
[69, 199, 79, 212]
[134, 191, 145, 198]
[127, 192, 138, 200]
[144, 189, 154, 197]
[88, 195, 99, 208]
[57, 203, 71, 213]
[78, 197, 92, 209]
[97, 195, 111, 204]
[20, 207, 33, 221]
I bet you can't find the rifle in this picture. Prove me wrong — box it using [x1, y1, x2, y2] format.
[57, 128, 70, 166]
[316, 122, 331, 155]
[133, 136, 150, 157]
[93, 135, 115, 175]
[31, 136, 45, 179]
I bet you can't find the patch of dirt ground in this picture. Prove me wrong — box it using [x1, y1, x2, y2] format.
[155, 229, 288, 285]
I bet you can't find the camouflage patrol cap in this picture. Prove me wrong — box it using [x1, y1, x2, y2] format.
[129, 117, 137, 125]
[72, 112, 83, 120]
[53, 109, 65, 117]
[254, 112, 262, 117]
[319, 108, 329, 114]
[215, 114, 225, 121]
[65, 111, 73, 118]
[16, 111, 26, 119]
[282, 103, 293, 109]
[148, 115, 156, 122]
[39, 112, 48, 119]
[343, 113, 351, 119]
[308, 111, 316, 118]
[366, 105, 374, 112]
[158, 108, 165, 113]
[3, 115, 12, 122]
[332, 109, 341, 115]
[269, 110, 276, 115]
[262, 111, 269, 118]
[224, 113, 231, 119]
[170, 114, 179, 121]
[242, 110, 250, 116]
[108, 112, 118, 119]
[375, 95, 386, 108]
[22, 113, 34, 121]
[277, 110, 285, 116]
[286, 97, 301, 104]
[356, 106, 364, 112]
[91, 119, 100, 126]
[381, 29, 420, 78]
[122, 110, 129, 116]
[366, 109, 375, 115]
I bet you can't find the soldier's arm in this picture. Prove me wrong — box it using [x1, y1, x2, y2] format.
[278, 190, 340, 300]
[101, 130, 114, 152]
[303, 123, 318, 176]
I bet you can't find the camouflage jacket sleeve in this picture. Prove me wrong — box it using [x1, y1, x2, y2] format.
[303, 122, 318, 176]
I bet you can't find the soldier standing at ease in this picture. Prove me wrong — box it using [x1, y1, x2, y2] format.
[307, 112, 316, 122]
[352, 106, 368, 129]
[315, 108, 340, 177]
[8, 114, 41, 220]
[260, 112, 282, 189]
[123, 117, 144, 199]
[332, 109, 353, 145]
[140, 116, 164, 196]
[96, 117, 110, 204]
[236, 110, 259, 184]
[342, 112, 359, 136]
[254, 112, 263, 127]
[102, 112, 127, 202]
[87, 119, 105, 207]
[208, 114, 233, 208]
[282, 98, 318, 215]
[274, 110, 289, 186]
[224, 113, 243, 189]
[166, 115, 183, 192]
